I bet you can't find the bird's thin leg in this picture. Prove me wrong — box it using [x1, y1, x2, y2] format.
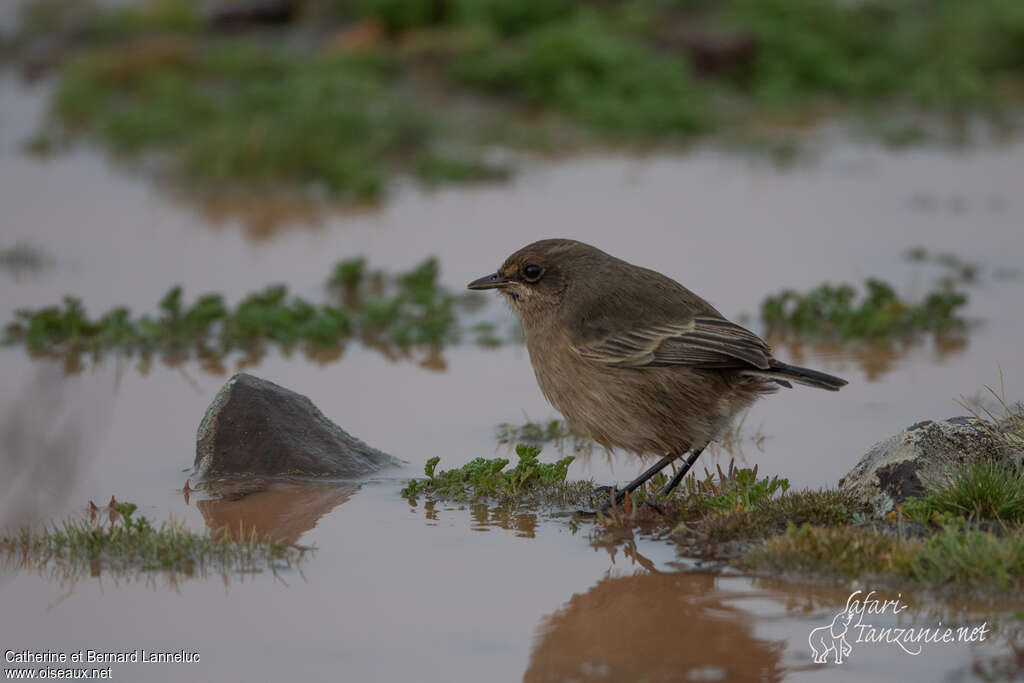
[598, 452, 680, 513]
[658, 444, 708, 498]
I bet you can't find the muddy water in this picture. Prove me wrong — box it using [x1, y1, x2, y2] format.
[2, 71, 1024, 681]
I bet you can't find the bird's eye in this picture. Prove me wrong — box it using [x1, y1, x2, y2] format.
[522, 264, 543, 282]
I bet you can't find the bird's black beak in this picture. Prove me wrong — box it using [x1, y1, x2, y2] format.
[467, 272, 513, 290]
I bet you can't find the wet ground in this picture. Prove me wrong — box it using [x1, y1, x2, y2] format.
[2, 72, 1024, 681]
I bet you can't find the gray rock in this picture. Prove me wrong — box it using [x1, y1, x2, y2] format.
[195, 373, 401, 477]
[839, 416, 1024, 516]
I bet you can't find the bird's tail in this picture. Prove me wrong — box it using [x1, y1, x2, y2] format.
[741, 360, 848, 391]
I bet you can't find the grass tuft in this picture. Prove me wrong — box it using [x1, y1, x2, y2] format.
[903, 460, 1024, 524]
[903, 525, 1024, 590]
[739, 522, 905, 579]
[742, 521, 1024, 592]
[681, 489, 861, 546]
[1, 501, 308, 577]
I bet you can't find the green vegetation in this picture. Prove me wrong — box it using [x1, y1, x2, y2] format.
[739, 523, 902, 579]
[724, 0, 1024, 109]
[400, 388, 1024, 593]
[674, 460, 789, 513]
[741, 522, 1024, 592]
[738, 401, 1024, 592]
[904, 525, 1024, 590]
[760, 278, 967, 341]
[902, 460, 1024, 524]
[681, 489, 858, 546]
[52, 42, 442, 201]
[2, 257, 498, 360]
[598, 460, 808, 533]
[11, 0, 1024, 204]
[401, 444, 591, 506]
[452, 16, 706, 136]
[0, 501, 306, 576]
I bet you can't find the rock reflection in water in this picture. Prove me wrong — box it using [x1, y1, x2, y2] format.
[524, 572, 783, 683]
[195, 479, 359, 544]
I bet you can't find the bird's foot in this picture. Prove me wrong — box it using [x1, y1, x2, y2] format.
[575, 486, 620, 516]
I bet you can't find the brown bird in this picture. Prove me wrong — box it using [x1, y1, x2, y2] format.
[468, 239, 846, 510]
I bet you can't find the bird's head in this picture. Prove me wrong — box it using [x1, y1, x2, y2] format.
[467, 239, 607, 324]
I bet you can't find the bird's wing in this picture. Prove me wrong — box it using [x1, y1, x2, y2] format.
[571, 315, 772, 369]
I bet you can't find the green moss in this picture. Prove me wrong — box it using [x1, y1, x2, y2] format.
[760, 278, 967, 341]
[682, 489, 860, 545]
[0, 502, 306, 575]
[739, 522, 906, 579]
[741, 521, 1024, 593]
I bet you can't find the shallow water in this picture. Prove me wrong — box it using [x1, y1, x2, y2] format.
[2, 72, 1024, 681]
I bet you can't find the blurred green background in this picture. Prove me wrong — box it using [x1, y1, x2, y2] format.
[6, 0, 1024, 204]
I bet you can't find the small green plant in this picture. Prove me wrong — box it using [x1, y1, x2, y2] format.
[401, 445, 575, 502]
[327, 257, 368, 292]
[899, 497, 961, 527]
[760, 278, 967, 341]
[669, 460, 789, 514]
